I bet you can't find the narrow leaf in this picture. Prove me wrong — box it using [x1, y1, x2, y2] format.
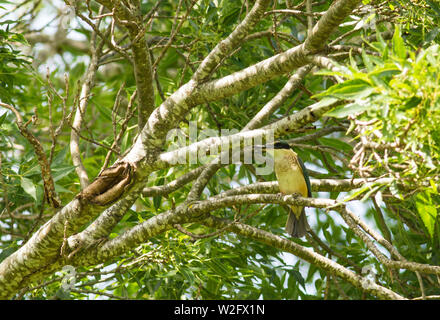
[415, 191, 438, 238]
[21, 177, 37, 200]
[324, 102, 373, 118]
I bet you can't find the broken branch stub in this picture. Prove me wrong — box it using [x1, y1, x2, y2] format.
[77, 162, 134, 206]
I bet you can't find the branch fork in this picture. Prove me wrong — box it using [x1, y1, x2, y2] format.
[76, 162, 135, 206]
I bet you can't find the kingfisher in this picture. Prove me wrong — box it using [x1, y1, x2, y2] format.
[262, 141, 312, 238]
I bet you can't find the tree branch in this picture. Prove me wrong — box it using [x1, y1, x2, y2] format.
[201, 215, 405, 300]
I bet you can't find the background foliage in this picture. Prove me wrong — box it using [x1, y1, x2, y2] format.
[0, 0, 439, 299]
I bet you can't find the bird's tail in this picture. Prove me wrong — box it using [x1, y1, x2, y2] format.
[286, 207, 309, 238]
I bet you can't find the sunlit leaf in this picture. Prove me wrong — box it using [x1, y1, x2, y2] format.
[20, 177, 37, 201]
[324, 102, 373, 118]
[415, 191, 438, 238]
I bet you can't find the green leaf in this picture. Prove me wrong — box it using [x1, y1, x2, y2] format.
[333, 84, 374, 99]
[362, 50, 374, 71]
[20, 177, 37, 200]
[0, 112, 7, 126]
[22, 163, 42, 177]
[54, 183, 73, 194]
[315, 79, 373, 100]
[389, 181, 403, 200]
[52, 166, 75, 182]
[415, 191, 438, 238]
[52, 146, 69, 166]
[324, 102, 373, 118]
[94, 103, 112, 121]
[360, 184, 381, 202]
[426, 0, 440, 17]
[392, 25, 406, 59]
[0, 245, 17, 263]
[344, 182, 387, 203]
[153, 196, 162, 210]
[426, 28, 440, 43]
[158, 270, 177, 277]
[318, 137, 353, 153]
[308, 97, 339, 109]
[180, 269, 195, 284]
[402, 96, 422, 110]
[374, 191, 384, 207]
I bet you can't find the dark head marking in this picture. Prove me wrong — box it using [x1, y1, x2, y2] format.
[272, 140, 291, 149]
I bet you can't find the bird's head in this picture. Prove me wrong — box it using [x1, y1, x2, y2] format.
[256, 140, 295, 159]
[272, 141, 291, 150]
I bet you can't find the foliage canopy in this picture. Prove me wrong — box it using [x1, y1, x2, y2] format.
[0, 0, 439, 300]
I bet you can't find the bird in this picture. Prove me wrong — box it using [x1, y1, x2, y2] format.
[263, 140, 312, 238]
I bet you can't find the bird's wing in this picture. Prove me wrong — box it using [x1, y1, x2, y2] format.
[297, 155, 312, 197]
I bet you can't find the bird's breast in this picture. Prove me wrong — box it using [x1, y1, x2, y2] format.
[274, 156, 308, 197]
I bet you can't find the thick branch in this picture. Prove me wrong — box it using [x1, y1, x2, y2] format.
[0, 198, 101, 299]
[303, 0, 361, 52]
[243, 65, 313, 130]
[213, 177, 394, 198]
[123, 3, 156, 129]
[156, 99, 343, 168]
